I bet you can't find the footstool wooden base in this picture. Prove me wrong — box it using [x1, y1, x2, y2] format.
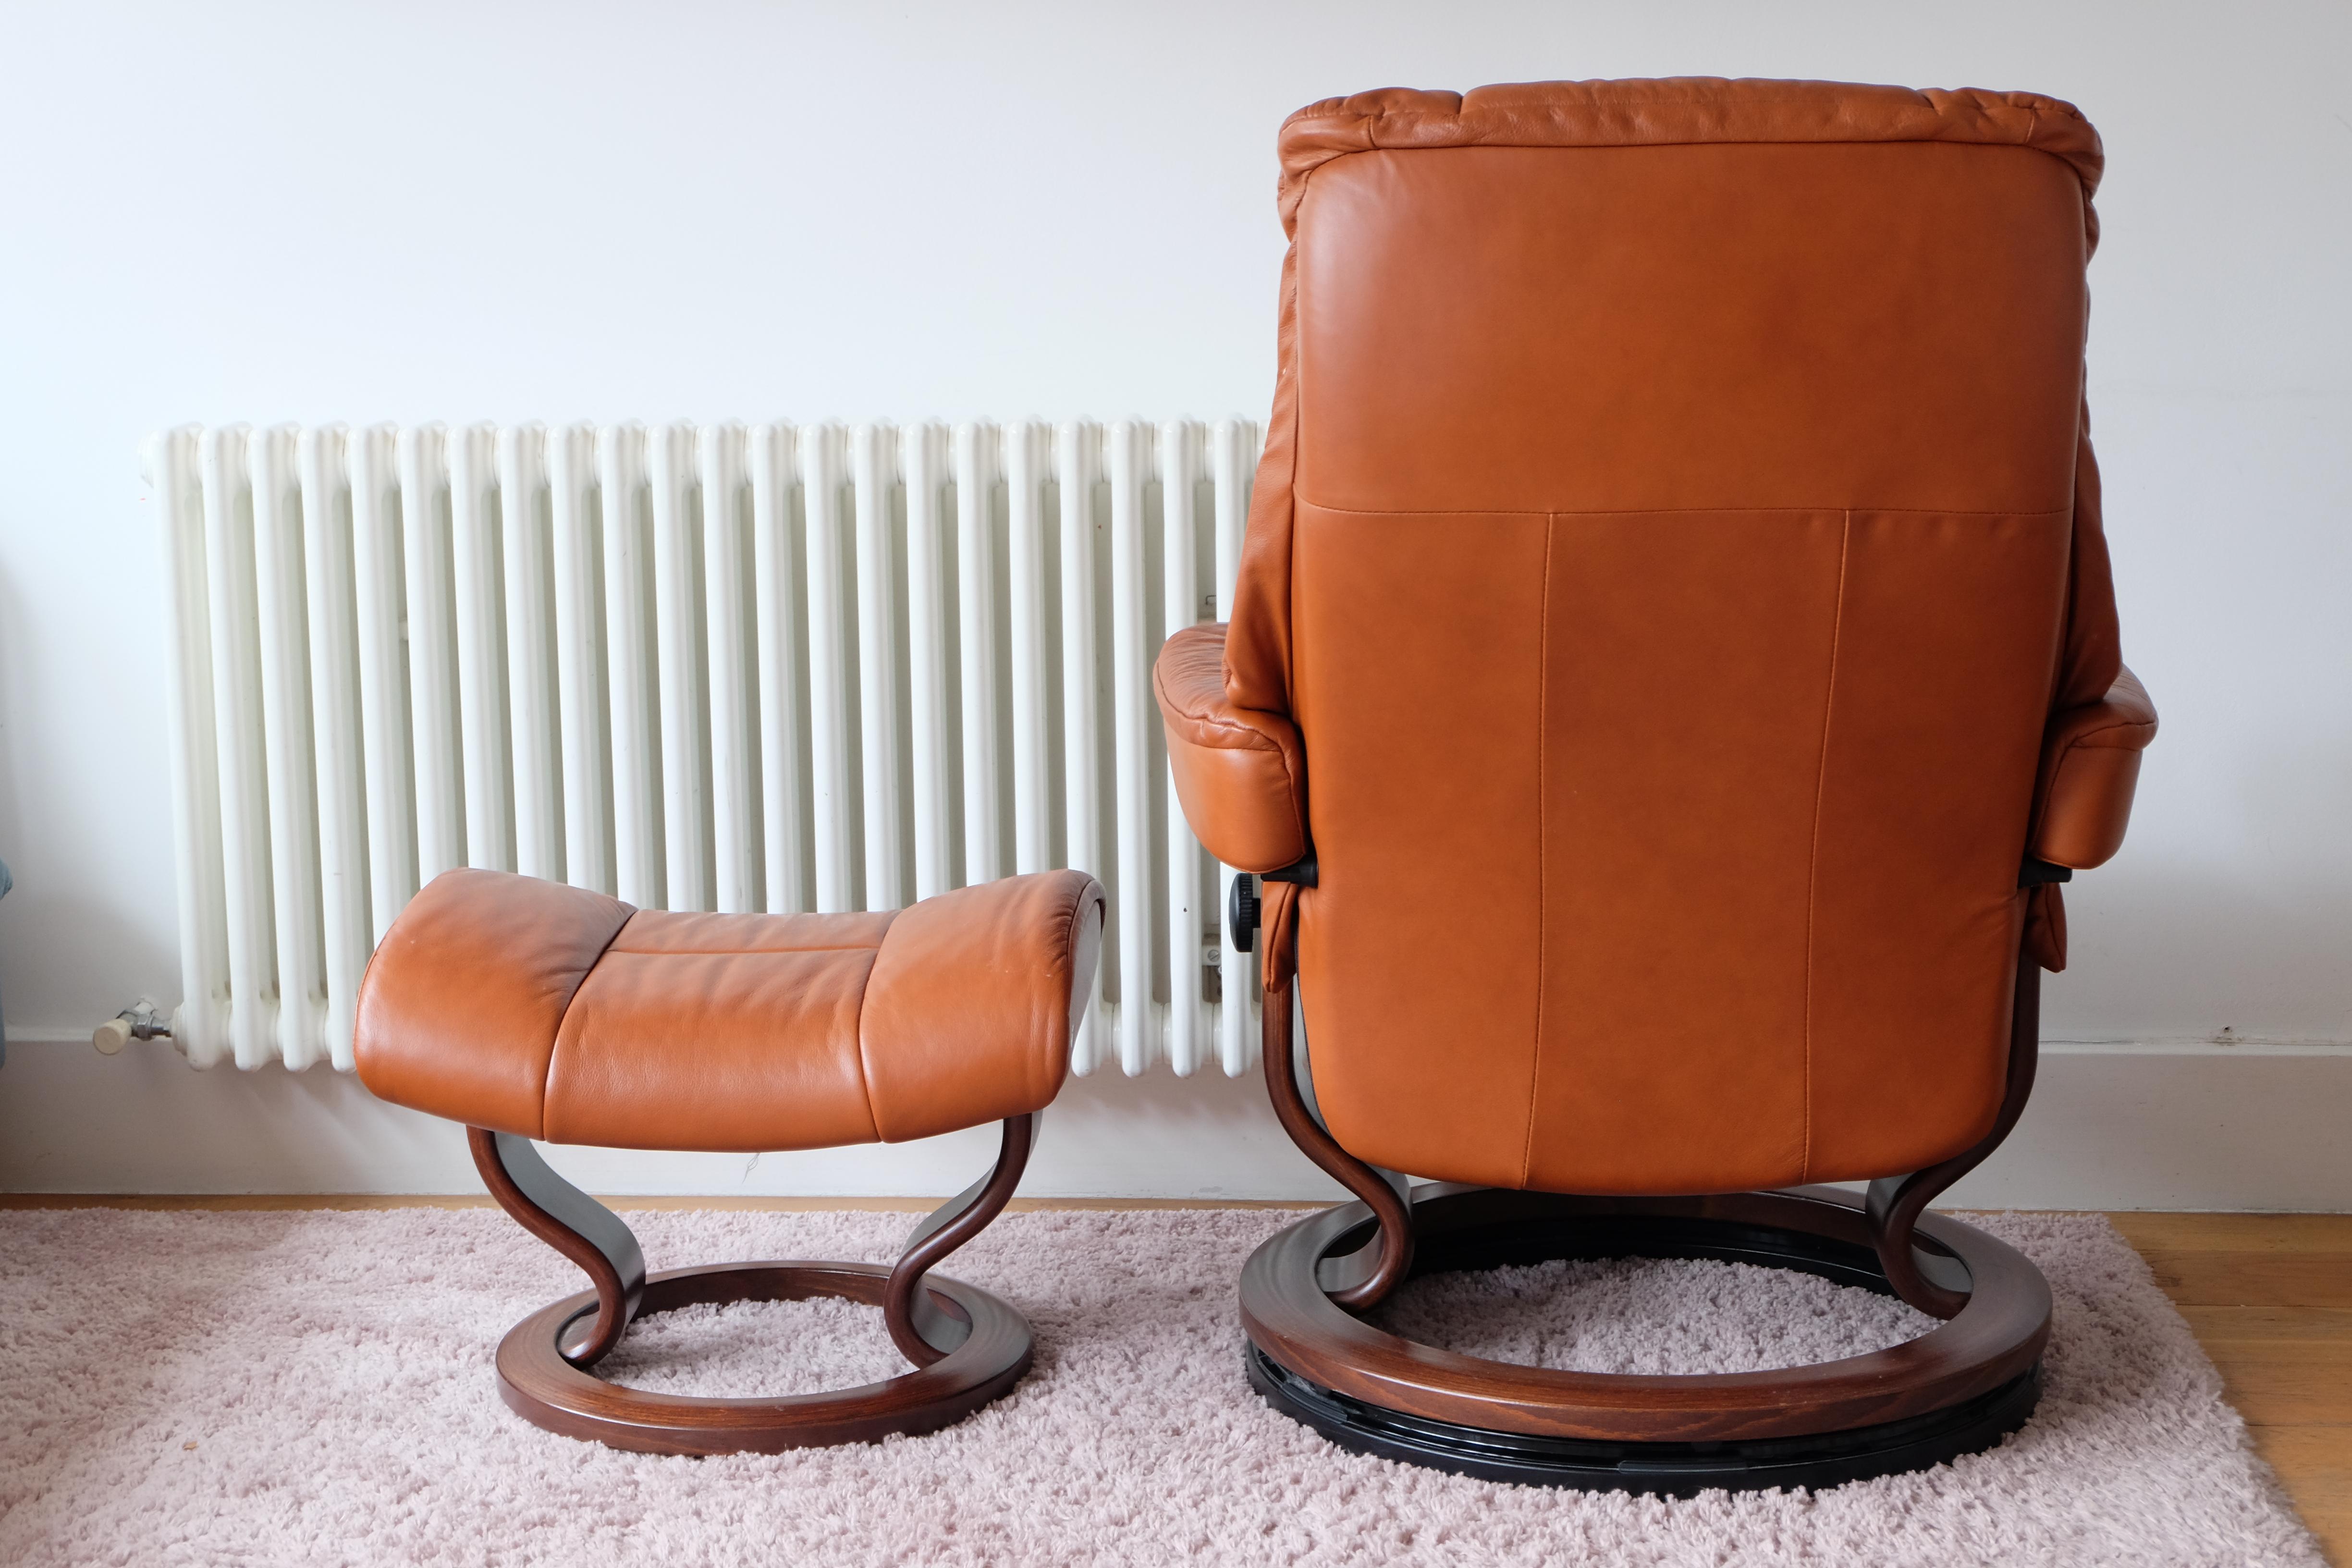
[474, 1118, 1037, 1455]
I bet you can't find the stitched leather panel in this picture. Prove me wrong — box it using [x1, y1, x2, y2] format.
[1797, 510, 2072, 1181]
[860, 871, 1103, 1142]
[1293, 143, 2089, 516]
[1289, 503, 1549, 1189]
[1524, 510, 1842, 1193]
[352, 869, 633, 1139]
[543, 930, 889, 1152]
[1291, 505, 2069, 1191]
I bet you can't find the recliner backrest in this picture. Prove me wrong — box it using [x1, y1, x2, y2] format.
[1225, 81, 2122, 1194]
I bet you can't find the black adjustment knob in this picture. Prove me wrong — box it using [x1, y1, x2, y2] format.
[1228, 874, 1260, 954]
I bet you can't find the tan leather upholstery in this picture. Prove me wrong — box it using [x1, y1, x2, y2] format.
[355, 869, 1104, 1151]
[2032, 667, 2157, 870]
[1163, 78, 2153, 1197]
[1156, 622, 1309, 872]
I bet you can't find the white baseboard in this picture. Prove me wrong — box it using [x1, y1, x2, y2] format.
[0, 1037, 2345, 1210]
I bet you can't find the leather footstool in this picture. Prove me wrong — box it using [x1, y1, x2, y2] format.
[354, 866, 1104, 1455]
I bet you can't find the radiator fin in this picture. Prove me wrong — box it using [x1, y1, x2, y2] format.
[144, 420, 1264, 1076]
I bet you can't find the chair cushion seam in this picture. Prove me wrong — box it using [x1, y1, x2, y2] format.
[600, 943, 888, 957]
[1800, 513, 1854, 1184]
[1164, 713, 1283, 750]
[539, 905, 640, 1141]
[1519, 516, 1556, 1190]
[850, 913, 904, 1142]
[1293, 495, 2074, 521]
[2058, 718, 2157, 749]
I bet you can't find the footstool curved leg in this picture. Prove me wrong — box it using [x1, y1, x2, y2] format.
[886, 1113, 1035, 1365]
[468, 1116, 1043, 1454]
[469, 1127, 647, 1365]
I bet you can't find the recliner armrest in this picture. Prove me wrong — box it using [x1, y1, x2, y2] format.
[1154, 623, 1310, 873]
[2031, 666, 2157, 870]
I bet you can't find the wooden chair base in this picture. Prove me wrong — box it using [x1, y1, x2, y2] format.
[1239, 1184, 2052, 1496]
[469, 1116, 1039, 1456]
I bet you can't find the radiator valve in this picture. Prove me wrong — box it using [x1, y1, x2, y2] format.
[93, 1000, 171, 1055]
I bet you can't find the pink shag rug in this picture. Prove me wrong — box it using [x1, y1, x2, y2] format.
[0, 1205, 2321, 1567]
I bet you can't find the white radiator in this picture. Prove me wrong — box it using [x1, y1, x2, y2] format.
[142, 420, 1264, 1077]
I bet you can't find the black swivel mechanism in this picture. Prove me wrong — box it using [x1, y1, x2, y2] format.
[1228, 874, 1260, 954]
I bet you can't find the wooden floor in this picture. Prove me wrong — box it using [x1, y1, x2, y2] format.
[2109, 1214, 2352, 1564]
[5, 1197, 2342, 1557]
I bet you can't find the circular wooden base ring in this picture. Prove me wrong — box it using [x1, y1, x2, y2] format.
[1240, 1185, 2052, 1494]
[495, 1261, 1034, 1455]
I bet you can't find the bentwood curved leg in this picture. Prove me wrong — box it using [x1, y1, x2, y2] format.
[1257, 912, 1413, 1312]
[476, 1116, 1040, 1456]
[470, 1129, 648, 1364]
[1866, 956, 2043, 1319]
[885, 1115, 1035, 1365]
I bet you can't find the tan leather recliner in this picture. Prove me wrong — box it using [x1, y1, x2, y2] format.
[1160, 78, 2156, 1495]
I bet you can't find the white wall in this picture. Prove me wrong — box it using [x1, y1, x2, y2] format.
[0, 2, 2345, 1200]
